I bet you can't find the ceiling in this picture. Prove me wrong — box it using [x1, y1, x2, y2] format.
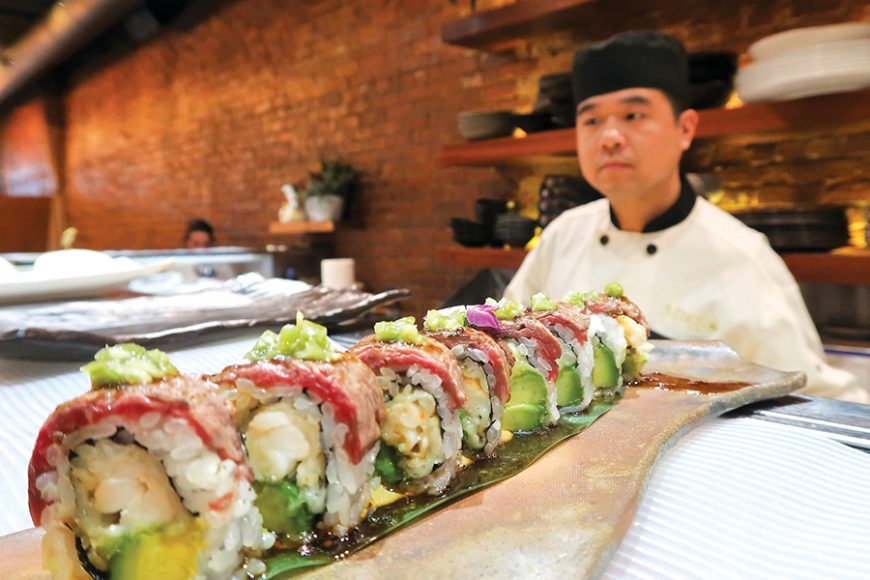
[0, 1, 56, 48]
[0, 0, 206, 109]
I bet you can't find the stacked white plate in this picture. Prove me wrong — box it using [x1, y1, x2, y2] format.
[457, 111, 514, 141]
[736, 23, 870, 103]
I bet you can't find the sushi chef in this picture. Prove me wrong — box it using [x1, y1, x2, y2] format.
[504, 31, 866, 403]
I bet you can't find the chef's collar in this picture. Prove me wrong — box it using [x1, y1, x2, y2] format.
[609, 174, 697, 233]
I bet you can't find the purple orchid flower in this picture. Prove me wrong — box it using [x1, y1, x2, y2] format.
[466, 304, 503, 332]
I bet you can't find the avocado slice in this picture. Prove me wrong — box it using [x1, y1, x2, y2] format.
[253, 480, 316, 537]
[109, 522, 203, 580]
[622, 350, 646, 381]
[592, 342, 619, 388]
[508, 361, 548, 406]
[555, 364, 583, 407]
[501, 403, 547, 432]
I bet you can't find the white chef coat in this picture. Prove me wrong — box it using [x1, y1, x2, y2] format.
[504, 197, 867, 403]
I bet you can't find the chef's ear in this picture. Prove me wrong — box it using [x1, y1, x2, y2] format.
[677, 109, 699, 152]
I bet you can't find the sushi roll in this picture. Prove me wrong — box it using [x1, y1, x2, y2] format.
[350, 317, 466, 495]
[213, 315, 384, 542]
[466, 298, 562, 432]
[28, 344, 273, 580]
[527, 293, 594, 414]
[565, 283, 653, 400]
[422, 309, 513, 456]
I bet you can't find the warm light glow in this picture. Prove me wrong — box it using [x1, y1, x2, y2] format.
[513, 128, 527, 139]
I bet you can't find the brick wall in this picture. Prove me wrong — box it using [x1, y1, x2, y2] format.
[8, 0, 868, 314]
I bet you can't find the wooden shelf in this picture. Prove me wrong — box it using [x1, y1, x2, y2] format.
[440, 90, 870, 166]
[442, 0, 598, 51]
[268, 221, 334, 235]
[781, 252, 870, 286]
[441, 247, 870, 286]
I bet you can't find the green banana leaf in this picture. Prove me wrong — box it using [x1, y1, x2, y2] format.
[265, 398, 617, 578]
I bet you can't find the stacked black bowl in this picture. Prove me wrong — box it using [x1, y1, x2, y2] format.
[450, 199, 510, 248]
[688, 52, 738, 109]
[494, 212, 538, 248]
[538, 175, 603, 228]
[733, 206, 849, 252]
[533, 72, 576, 129]
[451, 218, 491, 248]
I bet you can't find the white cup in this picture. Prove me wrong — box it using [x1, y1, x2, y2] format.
[321, 258, 355, 289]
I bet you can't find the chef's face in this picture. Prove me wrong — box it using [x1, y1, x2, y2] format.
[575, 88, 697, 200]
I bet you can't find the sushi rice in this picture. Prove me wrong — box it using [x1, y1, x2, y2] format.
[448, 345, 506, 455]
[376, 364, 461, 494]
[509, 337, 560, 425]
[230, 378, 379, 538]
[35, 414, 273, 580]
[550, 322, 595, 413]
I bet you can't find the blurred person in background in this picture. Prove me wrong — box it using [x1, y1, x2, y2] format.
[184, 218, 215, 249]
[505, 31, 866, 403]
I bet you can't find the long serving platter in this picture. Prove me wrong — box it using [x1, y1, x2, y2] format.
[0, 340, 804, 578]
[298, 340, 804, 579]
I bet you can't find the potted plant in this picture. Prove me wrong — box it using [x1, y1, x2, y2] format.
[302, 159, 359, 222]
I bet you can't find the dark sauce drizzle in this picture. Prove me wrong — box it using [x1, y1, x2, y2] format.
[629, 372, 750, 394]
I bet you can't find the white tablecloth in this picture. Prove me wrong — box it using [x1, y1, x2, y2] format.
[2, 333, 869, 578]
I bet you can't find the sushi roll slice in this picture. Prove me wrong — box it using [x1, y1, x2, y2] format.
[350, 317, 466, 495]
[527, 293, 594, 414]
[28, 344, 273, 580]
[213, 315, 384, 542]
[466, 298, 562, 432]
[566, 283, 653, 400]
[422, 309, 513, 456]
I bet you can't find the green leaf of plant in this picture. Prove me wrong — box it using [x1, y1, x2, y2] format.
[263, 399, 616, 578]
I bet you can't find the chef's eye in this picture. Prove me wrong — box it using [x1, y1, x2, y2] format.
[581, 117, 599, 127]
[626, 112, 644, 121]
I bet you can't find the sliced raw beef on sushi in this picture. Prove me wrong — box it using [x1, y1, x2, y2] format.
[350, 317, 465, 495]
[423, 309, 512, 455]
[467, 299, 562, 431]
[28, 344, 273, 580]
[528, 293, 594, 414]
[565, 283, 653, 400]
[214, 315, 384, 542]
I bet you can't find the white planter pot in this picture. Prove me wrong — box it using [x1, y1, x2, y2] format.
[304, 195, 344, 222]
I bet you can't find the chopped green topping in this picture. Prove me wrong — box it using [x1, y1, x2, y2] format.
[604, 282, 624, 298]
[374, 316, 428, 345]
[374, 444, 404, 485]
[530, 292, 557, 312]
[253, 480, 315, 537]
[246, 312, 337, 362]
[423, 309, 467, 332]
[81, 344, 178, 388]
[485, 297, 524, 320]
[564, 290, 600, 307]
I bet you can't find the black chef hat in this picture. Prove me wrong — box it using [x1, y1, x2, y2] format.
[572, 31, 690, 108]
